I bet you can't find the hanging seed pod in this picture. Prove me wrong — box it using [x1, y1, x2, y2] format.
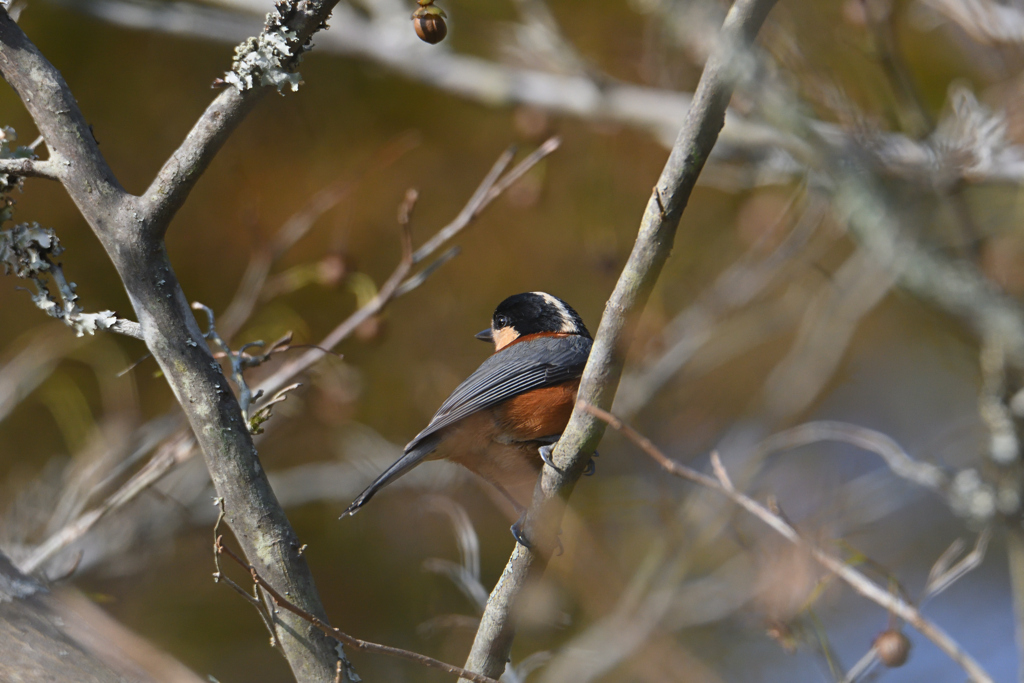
[873, 629, 911, 667]
[412, 2, 447, 44]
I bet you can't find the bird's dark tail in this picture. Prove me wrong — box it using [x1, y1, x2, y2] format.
[342, 436, 439, 517]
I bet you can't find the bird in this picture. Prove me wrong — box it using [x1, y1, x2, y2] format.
[343, 291, 592, 546]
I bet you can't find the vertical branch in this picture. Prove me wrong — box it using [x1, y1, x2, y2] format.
[459, 0, 779, 678]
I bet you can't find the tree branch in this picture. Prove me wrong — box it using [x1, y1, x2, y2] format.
[138, 87, 263, 238]
[458, 0, 779, 678]
[755, 421, 949, 495]
[137, 1, 343, 238]
[0, 156, 61, 180]
[54, 0, 1024, 185]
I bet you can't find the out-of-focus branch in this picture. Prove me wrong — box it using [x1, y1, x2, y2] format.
[919, 0, 1024, 45]
[761, 247, 895, 418]
[583, 403, 995, 683]
[16, 430, 193, 576]
[756, 421, 950, 495]
[50, 0, 1024, 184]
[834, 160, 1024, 367]
[219, 131, 419, 338]
[863, 0, 933, 138]
[2, 540, 212, 682]
[458, 1, 779, 679]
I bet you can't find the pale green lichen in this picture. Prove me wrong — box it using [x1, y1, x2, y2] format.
[0, 222, 118, 336]
[224, 26, 303, 94]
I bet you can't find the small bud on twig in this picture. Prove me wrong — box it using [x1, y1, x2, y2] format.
[873, 629, 911, 667]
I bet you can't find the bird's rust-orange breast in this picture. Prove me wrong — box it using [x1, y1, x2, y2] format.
[497, 379, 580, 441]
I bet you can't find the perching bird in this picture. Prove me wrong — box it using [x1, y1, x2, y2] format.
[343, 292, 592, 545]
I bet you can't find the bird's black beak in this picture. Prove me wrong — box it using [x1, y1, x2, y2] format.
[475, 328, 494, 343]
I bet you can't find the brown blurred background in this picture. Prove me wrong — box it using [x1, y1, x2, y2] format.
[2, 0, 1022, 680]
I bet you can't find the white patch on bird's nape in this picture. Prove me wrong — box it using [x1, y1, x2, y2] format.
[532, 291, 577, 333]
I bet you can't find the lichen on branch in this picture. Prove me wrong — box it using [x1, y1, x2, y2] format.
[0, 222, 120, 337]
[222, 4, 315, 93]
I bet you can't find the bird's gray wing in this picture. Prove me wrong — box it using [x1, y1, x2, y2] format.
[344, 335, 591, 516]
[406, 334, 592, 450]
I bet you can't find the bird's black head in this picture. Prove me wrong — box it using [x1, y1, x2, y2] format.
[475, 292, 590, 350]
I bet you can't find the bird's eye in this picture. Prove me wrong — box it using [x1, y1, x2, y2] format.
[495, 314, 510, 328]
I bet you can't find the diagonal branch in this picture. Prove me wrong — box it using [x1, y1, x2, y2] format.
[137, 86, 264, 238]
[137, 1, 343, 238]
[458, 0, 779, 678]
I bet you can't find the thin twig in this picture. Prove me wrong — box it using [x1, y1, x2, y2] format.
[411, 146, 517, 264]
[211, 498, 282, 651]
[923, 529, 990, 602]
[214, 535, 499, 683]
[581, 402, 995, 683]
[756, 421, 949, 495]
[0, 156, 62, 180]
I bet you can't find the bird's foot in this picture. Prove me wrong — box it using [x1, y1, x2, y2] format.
[539, 444, 562, 472]
[511, 514, 564, 556]
[540, 444, 598, 475]
[584, 450, 599, 476]
[542, 444, 598, 476]
[510, 515, 532, 548]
